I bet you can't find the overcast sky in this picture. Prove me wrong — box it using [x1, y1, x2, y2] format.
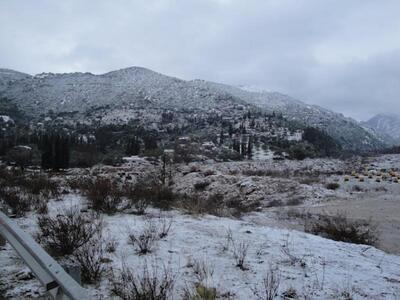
[1, 0, 399, 120]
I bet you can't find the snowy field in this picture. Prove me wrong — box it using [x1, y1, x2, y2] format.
[1, 155, 400, 299]
[1, 196, 400, 299]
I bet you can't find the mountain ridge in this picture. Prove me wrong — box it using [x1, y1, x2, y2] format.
[0, 66, 389, 151]
[364, 114, 400, 145]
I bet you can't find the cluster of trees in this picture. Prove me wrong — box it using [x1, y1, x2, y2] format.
[302, 127, 342, 157]
[39, 134, 70, 169]
[231, 138, 253, 158]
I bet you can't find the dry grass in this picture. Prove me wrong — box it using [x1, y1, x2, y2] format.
[305, 213, 378, 246]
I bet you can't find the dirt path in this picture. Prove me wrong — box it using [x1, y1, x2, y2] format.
[304, 193, 400, 255]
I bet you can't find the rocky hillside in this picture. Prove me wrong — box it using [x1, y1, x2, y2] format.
[0, 66, 387, 151]
[365, 114, 400, 145]
[0, 69, 31, 91]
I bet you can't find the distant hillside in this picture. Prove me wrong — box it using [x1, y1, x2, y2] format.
[0, 66, 388, 151]
[364, 114, 400, 145]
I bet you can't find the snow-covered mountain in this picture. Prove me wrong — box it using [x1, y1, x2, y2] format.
[0, 68, 31, 91]
[0, 66, 387, 151]
[365, 114, 400, 145]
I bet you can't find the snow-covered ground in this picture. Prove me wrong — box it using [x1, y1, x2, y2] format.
[2, 155, 400, 299]
[1, 192, 400, 299]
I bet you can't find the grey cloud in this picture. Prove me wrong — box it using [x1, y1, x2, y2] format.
[0, 0, 399, 120]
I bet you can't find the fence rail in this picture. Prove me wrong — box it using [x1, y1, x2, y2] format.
[0, 210, 89, 300]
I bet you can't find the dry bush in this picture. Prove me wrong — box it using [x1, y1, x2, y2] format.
[150, 186, 175, 210]
[111, 261, 175, 300]
[286, 197, 304, 206]
[86, 177, 123, 214]
[325, 182, 340, 190]
[203, 170, 215, 177]
[352, 185, 363, 192]
[299, 176, 321, 185]
[67, 176, 92, 192]
[266, 199, 283, 208]
[157, 216, 173, 239]
[128, 220, 160, 255]
[3, 171, 59, 199]
[232, 240, 250, 271]
[0, 169, 59, 215]
[22, 175, 60, 198]
[128, 176, 176, 210]
[124, 183, 149, 215]
[134, 199, 150, 215]
[180, 193, 225, 216]
[284, 208, 307, 220]
[226, 197, 260, 217]
[183, 283, 217, 300]
[0, 188, 31, 216]
[72, 233, 107, 284]
[306, 213, 378, 246]
[194, 181, 210, 191]
[184, 258, 217, 300]
[251, 267, 281, 300]
[282, 287, 298, 299]
[280, 238, 305, 267]
[105, 237, 118, 253]
[242, 169, 289, 178]
[35, 200, 48, 215]
[37, 207, 101, 257]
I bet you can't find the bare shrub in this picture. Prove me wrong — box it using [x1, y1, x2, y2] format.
[86, 177, 122, 214]
[284, 208, 304, 219]
[280, 237, 305, 267]
[129, 176, 176, 210]
[226, 196, 261, 217]
[180, 193, 225, 216]
[128, 220, 159, 255]
[352, 185, 363, 192]
[0, 170, 59, 215]
[67, 176, 91, 192]
[325, 182, 340, 190]
[251, 267, 281, 300]
[23, 175, 60, 199]
[157, 216, 173, 239]
[105, 237, 118, 253]
[306, 213, 378, 246]
[220, 228, 234, 252]
[232, 240, 250, 271]
[203, 170, 215, 177]
[111, 261, 175, 300]
[194, 181, 210, 191]
[0, 170, 59, 199]
[242, 169, 289, 178]
[184, 258, 217, 300]
[190, 259, 215, 283]
[35, 199, 48, 215]
[286, 197, 304, 206]
[183, 283, 217, 300]
[134, 199, 150, 215]
[37, 207, 101, 257]
[0, 188, 31, 216]
[266, 199, 283, 208]
[152, 186, 175, 210]
[299, 176, 321, 185]
[72, 233, 107, 284]
[282, 287, 298, 299]
[87, 177, 122, 212]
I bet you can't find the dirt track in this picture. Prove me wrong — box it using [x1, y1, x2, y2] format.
[305, 193, 400, 255]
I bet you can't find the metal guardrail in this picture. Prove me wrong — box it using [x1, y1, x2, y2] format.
[0, 210, 89, 300]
